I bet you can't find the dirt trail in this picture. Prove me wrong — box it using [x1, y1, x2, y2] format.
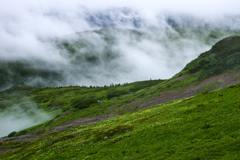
[50, 114, 120, 132]
[137, 72, 240, 109]
[0, 114, 119, 154]
[0, 148, 17, 155]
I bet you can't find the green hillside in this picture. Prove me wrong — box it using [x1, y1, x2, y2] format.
[0, 79, 165, 137]
[0, 79, 164, 120]
[1, 36, 240, 159]
[1, 83, 240, 159]
[180, 36, 240, 80]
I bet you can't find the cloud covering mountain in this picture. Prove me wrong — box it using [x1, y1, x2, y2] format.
[0, 0, 240, 89]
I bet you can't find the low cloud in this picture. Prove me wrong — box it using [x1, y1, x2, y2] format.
[0, 101, 52, 137]
[0, 1, 240, 88]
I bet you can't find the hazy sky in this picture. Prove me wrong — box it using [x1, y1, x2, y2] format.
[77, 0, 240, 15]
[1, 0, 239, 38]
[2, 0, 240, 13]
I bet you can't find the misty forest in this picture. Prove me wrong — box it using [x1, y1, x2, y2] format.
[1, 0, 240, 159]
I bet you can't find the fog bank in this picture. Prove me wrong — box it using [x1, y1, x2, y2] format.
[0, 1, 240, 89]
[0, 101, 52, 137]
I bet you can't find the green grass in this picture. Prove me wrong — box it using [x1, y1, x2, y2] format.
[0, 79, 165, 135]
[181, 36, 240, 80]
[1, 84, 240, 159]
[197, 81, 220, 94]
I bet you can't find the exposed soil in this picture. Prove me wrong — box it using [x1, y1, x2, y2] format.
[137, 71, 240, 110]
[50, 114, 120, 132]
[107, 104, 122, 113]
[10, 134, 41, 142]
[172, 75, 189, 82]
[0, 133, 43, 144]
[53, 110, 73, 122]
[0, 148, 17, 155]
[119, 99, 143, 113]
[0, 114, 119, 146]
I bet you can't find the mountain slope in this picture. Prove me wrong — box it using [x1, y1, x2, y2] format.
[135, 36, 240, 109]
[1, 83, 240, 159]
[1, 36, 240, 159]
[1, 36, 240, 136]
[181, 36, 240, 79]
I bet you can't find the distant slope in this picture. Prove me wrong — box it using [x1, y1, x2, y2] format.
[136, 36, 240, 109]
[1, 28, 240, 90]
[180, 36, 240, 80]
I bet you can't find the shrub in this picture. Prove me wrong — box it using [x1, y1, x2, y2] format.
[15, 130, 28, 136]
[71, 97, 97, 109]
[8, 131, 17, 137]
[107, 89, 129, 99]
[62, 107, 70, 112]
[0, 103, 7, 110]
[188, 64, 201, 73]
